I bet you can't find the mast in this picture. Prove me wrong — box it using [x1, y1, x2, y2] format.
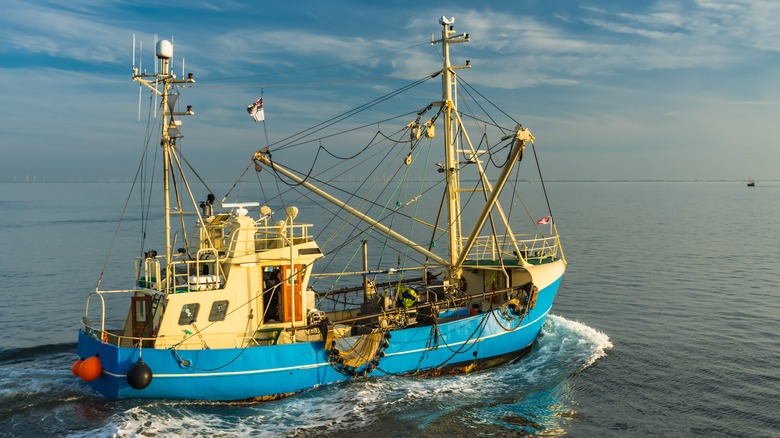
[161, 67, 172, 277]
[434, 17, 470, 280]
[433, 18, 535, 277]
[132, 38, 195, 293]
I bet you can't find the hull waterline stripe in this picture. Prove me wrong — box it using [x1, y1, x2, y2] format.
[101, 309, 550, 380]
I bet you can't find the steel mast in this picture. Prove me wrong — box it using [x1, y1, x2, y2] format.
[433, 17, 470, 281]
[132, 39, 194, 293]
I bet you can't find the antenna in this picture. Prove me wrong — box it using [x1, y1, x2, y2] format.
[133, 34, 142, 121]
[153, 34, 159, 119]
[139, 40, 144, 121]
[153, 34, 158, 75]
[137, 79, 142, 121]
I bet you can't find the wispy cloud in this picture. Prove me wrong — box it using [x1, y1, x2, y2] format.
[2, 1, 780, 181]
[0, 1, 133, 64]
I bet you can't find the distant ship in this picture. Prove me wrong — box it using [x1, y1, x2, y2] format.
[747, 177, 755, 187]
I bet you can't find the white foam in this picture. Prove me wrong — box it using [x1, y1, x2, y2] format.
[55, 315, 612, 437]
[543, 314, 613, 368]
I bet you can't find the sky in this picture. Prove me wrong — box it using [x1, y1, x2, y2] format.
[2, 0, 780, 182]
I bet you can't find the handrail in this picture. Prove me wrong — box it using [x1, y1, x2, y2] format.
[463, 233, 561, 263]
[135, 257, 162, 290]
[83, 289, 137, 344]
[81, 283, 524, 350]
[206, 222, 315, 254]
[85, 291, 107, 334]
[310, 264, 435, 278]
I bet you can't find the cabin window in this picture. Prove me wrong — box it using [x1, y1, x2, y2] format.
[135, 299, 148, 322]
[208, 300, 229, 322]
[178, 303, 200, 325]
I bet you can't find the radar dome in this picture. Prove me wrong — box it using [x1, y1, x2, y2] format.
[156, 40, 173, 59]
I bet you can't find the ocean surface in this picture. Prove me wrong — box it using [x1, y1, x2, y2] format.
[1, 181, 778, 437]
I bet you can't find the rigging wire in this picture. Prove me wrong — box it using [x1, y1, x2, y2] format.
[301, 129, 418, 288]
[95, 96, 158, 289]
[530, 140, 555, 222]
[140, 96, 159, 256]
[216, 75, 430, 209]
[269, 74, 435, 151]
[270, 152, 446, 246]
[457, 75, 556, 226]
[457, 76, 521, 128]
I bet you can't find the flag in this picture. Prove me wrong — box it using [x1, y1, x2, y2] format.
[247, 98, 264, 122]
[536, 216, 551, 225]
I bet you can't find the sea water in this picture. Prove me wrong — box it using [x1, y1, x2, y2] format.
[0, 181, 777, 437]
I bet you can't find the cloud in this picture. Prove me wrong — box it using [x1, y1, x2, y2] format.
[0, 0, 134, 64]
[3, 1, 780, 181]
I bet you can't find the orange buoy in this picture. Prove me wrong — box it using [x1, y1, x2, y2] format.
[71, 359, 84, 377]
[79, 355, 103, 382]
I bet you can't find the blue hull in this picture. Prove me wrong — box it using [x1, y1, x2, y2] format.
[77, 277, 561, 400]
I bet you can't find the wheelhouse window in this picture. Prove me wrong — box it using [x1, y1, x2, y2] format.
[178, 303, 200, 325]
[208, 300, 229, 322]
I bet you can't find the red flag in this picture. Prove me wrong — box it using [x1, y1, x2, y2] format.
[536, 216, 551, 225]
[247, 98, 265, 122]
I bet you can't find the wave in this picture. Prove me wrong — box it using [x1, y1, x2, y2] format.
[0, 343, 76, 366]
[0, 316, 610, 436]
[0, 345, 89, 431]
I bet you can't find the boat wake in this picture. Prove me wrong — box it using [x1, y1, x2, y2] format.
[0, 315, 610, 437]
[536, 314, 614, 370]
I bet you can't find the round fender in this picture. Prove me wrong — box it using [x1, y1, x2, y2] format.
[127, 358, 153, 390]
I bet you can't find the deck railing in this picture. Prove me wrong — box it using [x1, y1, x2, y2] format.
[463, 233, 562, 264]
[134, 253, 224, 293]
[82, 289, 255, 349]
[81, 290, 289, 350]
[83, 289, 135, 343]
[251, 222, 314, 250]
[194, 222, 314, 253]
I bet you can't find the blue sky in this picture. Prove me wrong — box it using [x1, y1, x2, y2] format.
[2, 0, 779, 182]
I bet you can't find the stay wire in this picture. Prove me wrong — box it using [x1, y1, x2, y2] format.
[531, 140, 555, 222]
[456, 76, 555, 221]
[457, 76, 521, 128]
[96, 100, 157, 289]
[274, 111, 418, 152]
[305, 131, 412, 283]
[269, 75, 435, 151]
[457, 76, 555, 230]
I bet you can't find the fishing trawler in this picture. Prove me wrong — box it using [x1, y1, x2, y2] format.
[74, 17, 566, 401]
